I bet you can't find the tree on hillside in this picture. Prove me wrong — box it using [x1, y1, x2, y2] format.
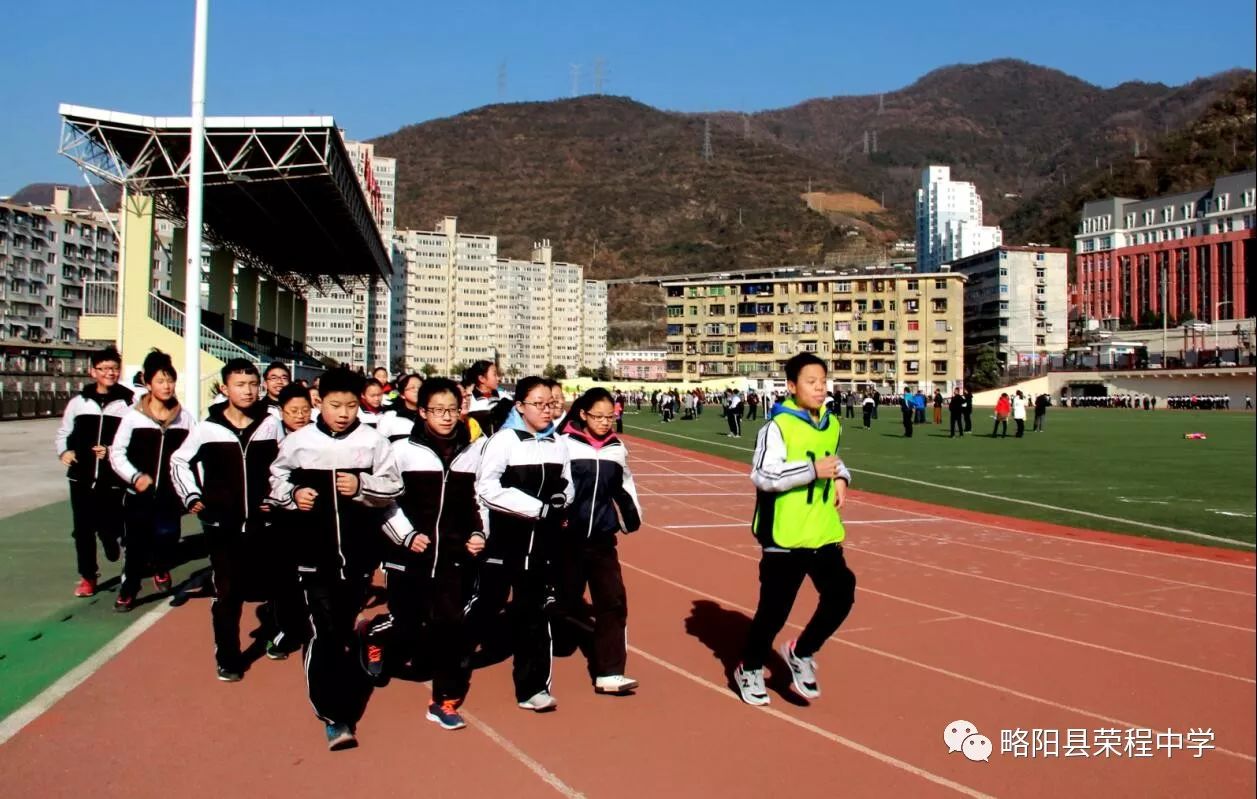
[967, 344, 1003, 390]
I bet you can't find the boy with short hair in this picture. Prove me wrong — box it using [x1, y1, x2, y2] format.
[170, 359, 292, 682]
[54, 346, 134, 597]
[268, 367, 403, 750]
[261, 362, 291, 414]
[734, 353, 856, 706]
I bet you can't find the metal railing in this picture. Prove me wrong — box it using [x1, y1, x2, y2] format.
[83, 280, 118, 315]
[148, 292, 259, 364]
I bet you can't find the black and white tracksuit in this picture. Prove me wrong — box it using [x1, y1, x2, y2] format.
[367, 422, 487, 701]
[467, 389, 511, 438]
[54, 383, 134, 579]
[469, 422, 574, 702]
[109, 402, 194, 600]
[377, 407, 418, 442]
[170, 405, 302, 670]
[558, 421, 642, 679]
[268, 417, 402, 726]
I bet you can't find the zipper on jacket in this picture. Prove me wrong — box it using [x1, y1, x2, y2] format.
[587, 450, 600, 540]
[332, 471, 345, 579]
[154, 428, 168, 493]
[431, 469, 449, 578]
[92, 398, 105, 487]
[526, 437, 545, 572]
[236, 433, 252, 532]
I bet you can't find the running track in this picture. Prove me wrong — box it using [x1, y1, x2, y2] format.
[1, 436, 1253, 798]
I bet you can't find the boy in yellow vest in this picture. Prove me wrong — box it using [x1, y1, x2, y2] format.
[735, 353, 856, 706]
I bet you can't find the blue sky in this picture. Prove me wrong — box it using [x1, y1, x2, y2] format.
[2, 0, 1254, 194]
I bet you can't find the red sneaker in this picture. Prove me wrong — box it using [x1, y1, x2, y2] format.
[153, 573, 173, 592]
[74, 577, 97, 598]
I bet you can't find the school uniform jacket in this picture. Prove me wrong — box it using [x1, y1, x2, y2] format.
[378, 407, 418, 442]
[559, 421, 642, 547]
[475, 421, 574, 571]
[358, 407, 385, 429]
[54, 383, 134, 489]
[381, 422, 487, 577]
[109, 402, 195, 508]
[467, 389, 511, 437]
[268, 417, 402, 576]
[169, 404, 283, 534]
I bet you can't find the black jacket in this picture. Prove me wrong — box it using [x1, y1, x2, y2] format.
[560, 421, 642, 547]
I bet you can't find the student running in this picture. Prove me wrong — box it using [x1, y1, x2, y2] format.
[108, 350, 195, 612]
[557, 387, 643, 695]
[170, 359, 299, 682]
[468, 375, 574, 712]
[360, 377, 488, 731]
[378, 373, 422, 442]
[734, 353, 857, 706]
[464, 360, 512, 436]
[267, 367, 403, 751]
[54, 345, 133, 598]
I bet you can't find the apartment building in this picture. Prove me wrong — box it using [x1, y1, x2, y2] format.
[391, 219, 608, 377]
[949, 245, 1069, 367]
[0, 188, 119, 342]
[304, 138, 396, 368]
[916, 165, 1003, 272]
[662, 266, 966, 392]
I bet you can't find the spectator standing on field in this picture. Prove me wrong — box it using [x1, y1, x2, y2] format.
[1033, 393, 1048, 432]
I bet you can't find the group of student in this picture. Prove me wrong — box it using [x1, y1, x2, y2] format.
[56, 349, 648, 750]
[56, 347, 860, 751]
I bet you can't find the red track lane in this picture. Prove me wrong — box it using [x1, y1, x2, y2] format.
[1, 434, 1253, 797]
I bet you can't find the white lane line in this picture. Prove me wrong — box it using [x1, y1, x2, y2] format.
[462, 711, 586, 798]
[650, 523, 1256, 685]
[628, 645, 996, 799]
[620, 560, 1257, 764]
[623, 426, 1255, 549]
[660, 519, 938, 530]
[624, 436, 1257, 570]
[0, 600, 176, 746]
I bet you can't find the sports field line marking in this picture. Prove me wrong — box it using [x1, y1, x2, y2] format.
[844, 543, 1257, 634]
[624, 424, 1256, 549]
[620, 560, 1257, 764]
[839, 503, 1257, 599]
[626, 645, 996, 798]
[660, 519, 938, 529]
[640, 485, 1255, 632]
[632, 472, 746, 477]
[625, 436, 1257, 568]
[0, 600, 175, 747]
[649, 523, 1257, 685]
[462, 711, 586, 798]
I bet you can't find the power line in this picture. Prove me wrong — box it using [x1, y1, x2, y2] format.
[570, 63, 581, 97]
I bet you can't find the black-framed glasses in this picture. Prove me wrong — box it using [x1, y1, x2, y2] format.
[519, 401, 551, 409]
[424, 407, 459, 418]
[585, 414, 616, 423]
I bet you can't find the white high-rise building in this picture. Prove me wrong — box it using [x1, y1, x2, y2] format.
[305, 138, 396, 369]
[915, 165, 1002, 272]
[391, 218, 608, 378]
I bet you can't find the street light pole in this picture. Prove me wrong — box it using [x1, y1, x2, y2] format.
[183, 0, 209, 418]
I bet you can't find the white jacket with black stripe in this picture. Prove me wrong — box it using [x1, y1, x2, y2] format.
[54, 383, 134, 489]
[109, 403, 195, 509]
[267, 417, 403, 577]
[475, 420, 574, 571]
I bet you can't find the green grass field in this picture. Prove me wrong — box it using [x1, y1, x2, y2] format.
[622, 406, 1257, 549]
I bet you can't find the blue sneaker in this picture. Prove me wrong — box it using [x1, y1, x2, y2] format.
[426, 700, 467, 731]
[325, 722, 357, 751]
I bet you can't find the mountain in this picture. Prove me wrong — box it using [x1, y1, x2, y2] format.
[1002, 74, 1257, 249]
[708, 59, 1251, 229]
[6, 182, 122, 211]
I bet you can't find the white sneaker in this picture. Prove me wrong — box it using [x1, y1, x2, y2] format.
[517, 691, 558, 712]
[594, 675, 639, 694]
[733, 664, 770, 706]
[779, 640, 820, 699]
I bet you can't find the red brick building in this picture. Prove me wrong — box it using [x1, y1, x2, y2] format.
[1072, 172, 1255, 327]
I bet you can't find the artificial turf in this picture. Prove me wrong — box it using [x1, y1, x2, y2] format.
[621, 405, 1257, 549]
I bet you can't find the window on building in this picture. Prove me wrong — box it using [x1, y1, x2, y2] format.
[906, 320, 919, 331]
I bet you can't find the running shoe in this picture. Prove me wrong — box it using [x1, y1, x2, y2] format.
[594, 675, 639, 694]
[265, 638, 290, 661]
[426, 699, 467, 731]
[733, 664, 770, 706]
[153, 573, 173, 592]
[216, 666, 243, 682]
[114, 594, 136, 613]
[779, 640, 820, 699]
[74, 576, 97, 598]
[517, 691, 558, 712]
[354, 618, 388, 685]
[325, 723, 358, 751]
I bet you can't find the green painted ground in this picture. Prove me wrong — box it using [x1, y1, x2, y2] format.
[622, 407, 1257, 549]
[0, 502, 207, 720]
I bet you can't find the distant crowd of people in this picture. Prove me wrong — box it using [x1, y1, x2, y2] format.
[1165, 395, 1234, 410]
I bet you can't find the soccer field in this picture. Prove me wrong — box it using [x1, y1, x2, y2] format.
[622, 406, 1257, 548]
